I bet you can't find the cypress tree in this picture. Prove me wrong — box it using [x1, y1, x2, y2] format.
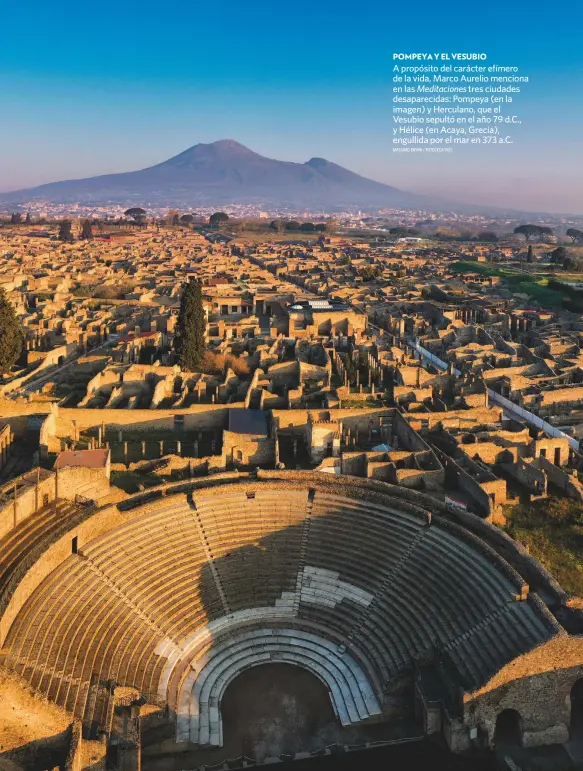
[0, 289, 24, 376]
[58, 219, 74, 242]
[174, 279, 206, 370]
[80, 220, 94, 240]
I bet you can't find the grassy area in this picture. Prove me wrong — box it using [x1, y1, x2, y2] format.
[338, 398, 387, 409]
[503, 497, 583, 595]
[451, 261, 565, 308]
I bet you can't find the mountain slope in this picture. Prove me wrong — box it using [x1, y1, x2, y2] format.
[0, 139, 436, 209]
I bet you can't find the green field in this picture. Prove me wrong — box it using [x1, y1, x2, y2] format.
[451, 261, 565, 308]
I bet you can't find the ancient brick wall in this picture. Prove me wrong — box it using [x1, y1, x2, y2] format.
[462, 638, 583, 749]
[222, 430, 276, 468]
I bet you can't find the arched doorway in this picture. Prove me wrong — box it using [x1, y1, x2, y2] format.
[570, 678, 583, 739]
[494, 709, 523, 749]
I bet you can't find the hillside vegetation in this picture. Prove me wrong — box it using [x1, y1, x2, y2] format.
[504, 497, 583, 596]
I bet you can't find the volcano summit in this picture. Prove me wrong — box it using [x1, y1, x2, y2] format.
[0, 139, 435, 210]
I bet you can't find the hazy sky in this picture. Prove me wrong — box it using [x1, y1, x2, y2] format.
[1, 0, 582, 213]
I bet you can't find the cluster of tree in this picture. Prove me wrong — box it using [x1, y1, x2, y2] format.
[476, 231, 498, 242]
[563, 257, 583, 272]
[545, 246, 583, 272]
[173, 278, 206, 370]
[75, 282, 135, 300]
[388, 227, 421, 237]
[513, 224, 554, 243]
[269, 220, 327, 233]
[197, 351, 250, 378]
[0, 288, 24, 376]
[124, 208, 148, 225]
[209, 212, 229, 227]
[359, 266, 382, 281]
[566, 228, 583, 244]
[550, 246, 569, 265]
[9, 212, 32, 225]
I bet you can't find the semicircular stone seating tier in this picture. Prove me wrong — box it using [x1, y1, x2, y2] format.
[2, 484, 559, 737]
[177, 627, 383, 746]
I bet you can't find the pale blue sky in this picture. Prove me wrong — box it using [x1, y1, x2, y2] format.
[1, 0, 582, 212]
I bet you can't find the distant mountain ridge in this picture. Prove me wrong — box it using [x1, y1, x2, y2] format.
[0, 139, 440, 210]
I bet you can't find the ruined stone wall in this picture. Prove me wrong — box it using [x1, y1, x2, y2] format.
[535, 455, 583, 501]
[480, 478, 508, 508]
[461, 638, 583, 750]
[540, 386, 583, 407]
[0, 416, 31, 442]
[433, 448, 496, 520]
[392, 411, 432, 453]
[57, 465, 111, 503]
[273, 408, 394, 434]
[394, 386, 432, 403]
[366, 460, 395, 483]
[1, 344, 79, 395]
[0, 473, 56, 541]
[0, 665, 71, 769]
[408, 406, 503, 432]
[502, 457, 547, 497]
[467, 442, 518, 465]
[340, 452, 368, 477]
[309, 422, 337, 464]
[265, 360, 299, 387]
[534, 437, 570, 466]
[222, 430, 275, 468]
[39, 409, 57, 456]
[395, 467, 444, 491]
[55, 405, 231, 435]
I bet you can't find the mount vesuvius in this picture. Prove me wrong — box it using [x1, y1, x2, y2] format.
[0, 140, 438, 210]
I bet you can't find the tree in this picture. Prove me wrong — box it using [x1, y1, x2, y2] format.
[514, 224, 553, 243]
[477, 231, 498, 242]
[174, 279, 206, 370]
[80, 220, 94, 240]
[285, 221, 301, 231]
[514, 224, 540, 242]
[10, 213, 22, 225]
[360, 266, 381, 281]
[389, 227, 421, 237]
[124, 208, 147, 225]
[550, 246, 568, 265]
[180, 214, 194, 225]
[209, 212, 229, 227]
[299, 222, 316, 232]
[566, 228, 583, 244]
[564, 255, 583, 272]
[24, 212, 31, 225]
[526, 244, 534, 263]
[538, 226, 554, 243]
[0, 289, 24, 376]
[58, 219, 74, 242]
